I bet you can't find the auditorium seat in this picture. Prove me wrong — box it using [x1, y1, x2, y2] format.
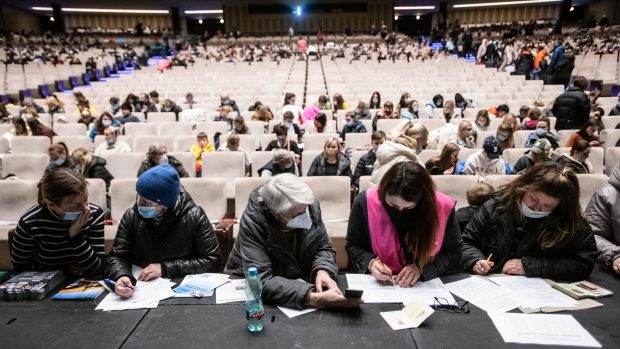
[502, 148, 528, 170]
[173, 135, 197, 152]
[432, 175, 478, 209]
[599, 129, 620, 151]
[301, 150, 321, 176]
[202, 151, 246, 198]
[250, 151, 275, 177]
[157, 122, 193, 136]
[359, 175, 373, 192]
[53, 114, 80, 124]
[168, 152, 196, 177]
[557, 129, 577, 146]
[345, 133, 372, 150]
[605, 147, 620, 175]
[302, 133, 339, 151]
[53, 123, 88, 136]
[109, 178, 138, 222]
[458, 148, 480, 162]
[53, 136, 93, 153]
[194, 122, 231, 144]
[105, 152, 145, 178]
[602, 116, 620, 130]
[484, 175, 516, 190]
[554, 147, 604, 174]
[180, 178, 227, 223]
[0, 137, 9, 154]
[246, 121, 267, 135]
[132, 136, 174, 153]
[577, 174, 608, 210]
[124, 122, 158, 137]
[234, 177, 269, 218]
[86, 178, 107, 210]
[0, 179, 38, 270]
[474, 131, 495, 148]
[146, 112, 176, 123]
[513, 130, 534, 148]
[10, 136, 50, 154]
[349, 150, 369, 171]
[259, 133, 277, 149]
[376, 119, 403, 133]
[302, 176, 352, 270]
[1, 154, 49, 179]
[419, 119, 448, 132]
[417, 149, 441, 165]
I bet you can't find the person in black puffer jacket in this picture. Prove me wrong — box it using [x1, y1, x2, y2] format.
[461, 162, 598, 281]
[513, 47, 534, 79]
[71, 148, 114, 191]
[551, 76, 590, 131]
[104, 164, 221, 298]
[549, 46, 575, 87]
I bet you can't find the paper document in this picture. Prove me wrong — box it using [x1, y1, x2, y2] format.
[443, 276, 523, 313]
[489, 313, 601, 348]
[381, 298, 435, 330]
[96, 277, 175, 311]
[488, 276, 577, 309]
[346, 274, 455, 305]
[173, 273, 229, 298]
[216, 279, 247, 304]
[277, 306, 317, 318]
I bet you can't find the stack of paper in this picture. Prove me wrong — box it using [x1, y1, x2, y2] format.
[173, 273, 230, 298]
[443, 276, 524, 313]
[488, 276, 578, 309]
[96, 277, 175, 311]
[345, 274, 455, 305]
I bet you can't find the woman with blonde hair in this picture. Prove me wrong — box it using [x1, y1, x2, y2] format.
[71, 148, 114, 191]
[307, 137, 352, 178]
[462, 162, 598, 280]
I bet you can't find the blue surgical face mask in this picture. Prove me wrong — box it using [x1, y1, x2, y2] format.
[63, 210, 81, 221]
[52, 158, 65, 166]
[536, 127, 547, 136]
[138, 206, 158, 219]
[497, 134, 508, 142]
[286, 208, 312, 230]
[521, 201, 552, 219]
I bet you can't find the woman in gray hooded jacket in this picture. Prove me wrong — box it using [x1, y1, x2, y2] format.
[585, 162, 620, 275]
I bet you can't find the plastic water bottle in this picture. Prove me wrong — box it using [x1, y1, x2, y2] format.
[245, 267, 264, 332]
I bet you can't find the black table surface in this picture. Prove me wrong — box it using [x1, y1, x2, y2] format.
[0, 271, 617, 349]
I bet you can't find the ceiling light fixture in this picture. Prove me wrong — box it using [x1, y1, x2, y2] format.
[31, 7, 168, 14]
[394, 6, 436, 10]
[453, 0, 562, 9]
[184, 10, 224, 14]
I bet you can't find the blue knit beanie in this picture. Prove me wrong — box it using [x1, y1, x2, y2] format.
[136, 164, 180, 208]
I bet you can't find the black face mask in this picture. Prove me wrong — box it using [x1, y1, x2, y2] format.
[383, 201, 415, 223]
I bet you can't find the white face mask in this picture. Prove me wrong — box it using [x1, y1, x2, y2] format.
[286, 208, 312, 230]
[159, 154, 169, 164]
[521, 201, 552, 219]
[102, 120, 112, 127]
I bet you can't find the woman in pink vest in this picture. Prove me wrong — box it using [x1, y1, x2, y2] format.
[346, 161, 462, 287]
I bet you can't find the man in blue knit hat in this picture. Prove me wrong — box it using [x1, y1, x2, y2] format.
[104, 164, 221, 298]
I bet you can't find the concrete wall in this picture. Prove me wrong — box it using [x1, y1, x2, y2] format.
[0, 5, 43, 34]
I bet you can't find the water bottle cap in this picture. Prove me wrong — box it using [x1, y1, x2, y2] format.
[247, 267, 257, 277]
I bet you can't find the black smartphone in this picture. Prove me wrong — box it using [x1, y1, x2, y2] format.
[344, 289, 363, 298]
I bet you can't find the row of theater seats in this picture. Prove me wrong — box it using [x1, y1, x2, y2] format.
[2, 145, 620, 191]
[0, 173, 610, 271]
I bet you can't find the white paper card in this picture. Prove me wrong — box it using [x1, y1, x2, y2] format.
[489, 313, 601, 348]
[443, 276, 524, 313]
[173, 273, 229, 298]
[277, 306, 317, 318]
[346, 274, 455, 305]
[216, 279, 247, 304]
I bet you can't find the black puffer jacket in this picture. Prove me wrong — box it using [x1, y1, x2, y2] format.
[104, 188, 221, 283]
[307, 153, 352, 177]
[84, 155, 114, 190]
[137, 155, 189, 178]
[551, 87, 590, 130]
[224, 188, 338, 309]
[461, 196, 598, 281]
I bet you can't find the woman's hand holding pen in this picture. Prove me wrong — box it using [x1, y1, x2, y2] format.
[473, 254, 494, 275]
[369, 257, 394, 283]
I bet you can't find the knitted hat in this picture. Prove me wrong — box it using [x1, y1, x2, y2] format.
[136, 164, 180, 208]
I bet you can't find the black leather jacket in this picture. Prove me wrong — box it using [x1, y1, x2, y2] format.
[104, 188, 221, 283]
